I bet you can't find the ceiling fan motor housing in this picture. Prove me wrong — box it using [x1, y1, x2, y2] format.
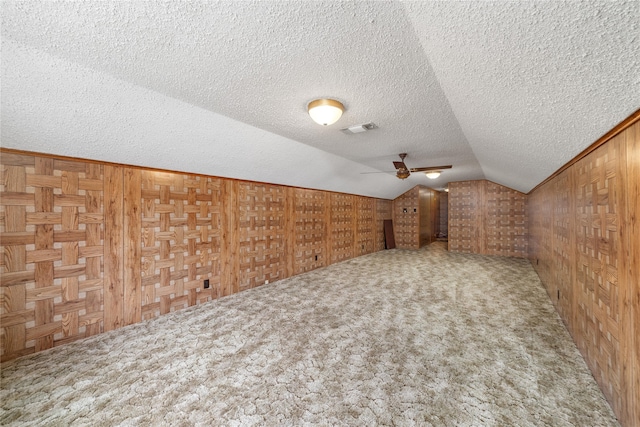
[396, 170, 410, 179]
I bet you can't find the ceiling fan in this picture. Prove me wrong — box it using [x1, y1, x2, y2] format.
[364, 153, 452, 180]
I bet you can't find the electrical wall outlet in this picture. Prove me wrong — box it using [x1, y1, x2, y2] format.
[265, 280, 269, 285]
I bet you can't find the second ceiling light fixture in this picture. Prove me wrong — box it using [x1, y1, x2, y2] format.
[308, 98, 344, 126]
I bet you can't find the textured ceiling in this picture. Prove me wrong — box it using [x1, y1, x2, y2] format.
[2, 1, 639, 198]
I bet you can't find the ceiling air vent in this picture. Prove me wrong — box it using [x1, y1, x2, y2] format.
[341, 122, 378, 135]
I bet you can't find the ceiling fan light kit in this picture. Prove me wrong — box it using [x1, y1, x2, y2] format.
[308, 98, 344, 126]
[396, 170, 411, 180]
[390, 153, 452, 180]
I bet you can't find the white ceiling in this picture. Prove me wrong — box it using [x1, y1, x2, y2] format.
[2, 1, 639, 198]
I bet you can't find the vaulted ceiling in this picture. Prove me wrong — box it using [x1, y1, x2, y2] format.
[2, 1, 639, 199]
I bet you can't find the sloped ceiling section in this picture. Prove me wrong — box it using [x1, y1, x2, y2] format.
[1, 1, 639, 197]
[404, 0, 640, 190]
[1, 40, 405, 198]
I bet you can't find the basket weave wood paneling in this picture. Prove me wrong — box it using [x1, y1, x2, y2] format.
[293, 189, 326, 274]
[574, 140, 624, 415]
[448, 181, 482, 254]
[1, 154, 104, 360]
[329, 193, 355, 263]
[356, 197, 375, 256]
[393, 187, 419, 249]
[237, 182, 287, 290]
[139, 171, 219, 320]
[527, 120, 640, 426]
[374, 199, 392, 251]
[1, 149, 397, 363]
[484, 182, 527, 257]
[449, 180, 527, 257]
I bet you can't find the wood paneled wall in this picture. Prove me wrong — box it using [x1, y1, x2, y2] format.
[448, 180, 482, 254]
[293, 188, 326, 275]
[329, 193, 356, 263]
[237, 182, 287, 291]
[0, 155, 105, 359]
[139, 171, 220, 320]
[448, 180, 527, 257]
[356, 197, 375, 256]
[528, 120, 640, 427]
[0, 150, 391, 361]
[392, 186, 439, 250]
[393, 187, 419, 249]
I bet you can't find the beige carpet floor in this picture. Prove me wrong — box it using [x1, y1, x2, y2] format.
[1, 242, 619, 426]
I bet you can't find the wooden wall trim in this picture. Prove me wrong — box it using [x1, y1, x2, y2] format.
[623, 122, 639, 425]
[284, 187, 296, 278]
[0, 148, 391, 202]
[103, 165, 124, 332]
[1, 154, 30, 357]
[219, 180, 239, 297]
[33, 157, 55, 351]
[324, 192, 332, 267]
[528, 108, 640, 195]
[123, 168, 142, 326]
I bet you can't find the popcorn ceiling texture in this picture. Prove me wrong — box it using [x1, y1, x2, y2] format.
[0, 40, 398, 199]
[404, 1, 640, 191]
[1, 1, 638, 195]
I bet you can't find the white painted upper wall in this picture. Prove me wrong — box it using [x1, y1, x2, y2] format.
[1, 1, 639, 196]
[1, 40, 407, 199]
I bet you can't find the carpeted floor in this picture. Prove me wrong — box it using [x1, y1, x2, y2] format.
[1, 242, 619, 426]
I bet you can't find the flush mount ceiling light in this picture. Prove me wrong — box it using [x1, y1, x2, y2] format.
[425, 171, 441, 179]
[308, 98, 344, 126]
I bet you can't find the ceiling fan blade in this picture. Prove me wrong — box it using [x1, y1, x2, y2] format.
[360, 171, 396, 174]
[409, 165, 453, 172]
[393, 161, 408, 170]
